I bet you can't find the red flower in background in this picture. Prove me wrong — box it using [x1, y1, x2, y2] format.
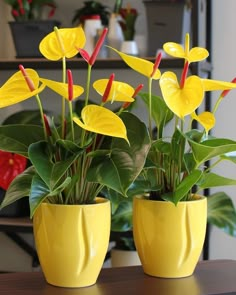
[4, 0, 57, 21]
[0, 150, 27, 190]
[119, 6, 138, 41]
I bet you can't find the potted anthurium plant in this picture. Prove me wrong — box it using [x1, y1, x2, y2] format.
[0, 26, 150, 288]
[4, 0, 60, 57]
[119, 4, 138, 55]
[109, 33, 236, 278]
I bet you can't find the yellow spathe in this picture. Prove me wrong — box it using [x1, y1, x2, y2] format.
[163, 33, 209, 63]
[0, 69, 45, 107]
[73, 105, 129, 142]
[159, 72, 204, 119]
[93, 79, 135, 103]
[39, 27, 86, 60]
[40, 77, 84, 101]
[108, 47, 161, 79]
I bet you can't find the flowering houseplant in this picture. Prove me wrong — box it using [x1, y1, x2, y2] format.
[118, 5, 138, 41]
[0, 150, 27, 191]
[4, 0, 57, 21]
[109, 33, 236, 235]
[0, 26, 150, 218]
[72, 1, 110, 27]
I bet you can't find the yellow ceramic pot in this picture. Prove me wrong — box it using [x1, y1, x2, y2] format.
[33, 197, 110, 288]
[133, 196, 207, 278]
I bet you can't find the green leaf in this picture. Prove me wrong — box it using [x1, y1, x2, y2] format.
[198, 172, 236, 189]
[111, 201, 133, 232]
[139, 92, 173, 136]
[0, 125, 44, 157]
[186, 133, 236, 164]
[163, 170, 203, 204]
[0, 166, 35, 209]
[87, 112, 150, 196]
[221, 151, 236, 163]
[171, 127, 186, 164]
[207, 192, 236, 236]
[102, 188, 133, 232]
[29, 175, 71, 217]
[3, 110, 51, 125]
[29, 141, 78, 190]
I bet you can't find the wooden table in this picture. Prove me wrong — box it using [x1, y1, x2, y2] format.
[0, 260, 236, 294]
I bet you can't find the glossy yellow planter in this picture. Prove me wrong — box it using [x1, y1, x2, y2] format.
[33, 198, 110, 288]
[133, 196, 207, 278]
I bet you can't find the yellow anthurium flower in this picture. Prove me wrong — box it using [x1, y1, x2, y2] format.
[73, 105, 128, 142]
[93, 79, 135, 103]
[39, 27, 86, 61]
[159, 71, 204, 119]
[202, 78, 236, 91]
[191, 111, 215, 133]
[40, 78, 84, 101]
[0, 69, 45, 108]
[163, 33, 209, 63]
[108, 47, 161, 79]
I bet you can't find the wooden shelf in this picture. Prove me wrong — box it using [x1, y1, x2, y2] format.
[0, 217, 32, 233]
[0, 57, 185, 70]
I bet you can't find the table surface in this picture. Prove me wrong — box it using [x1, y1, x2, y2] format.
[0, 260, 236, 295]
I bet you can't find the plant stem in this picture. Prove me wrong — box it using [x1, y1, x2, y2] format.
[61, 56, 66, 138]
[35, 94, 47, 140]
[148, 77, 153, 139]
[68, 101, 75, 141]
[212, 96, 222, 114]
[81, 64, 92, 147]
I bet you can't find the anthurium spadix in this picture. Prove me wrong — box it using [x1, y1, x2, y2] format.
[0, 69, 45, 107]
[39, 26, 86, 60]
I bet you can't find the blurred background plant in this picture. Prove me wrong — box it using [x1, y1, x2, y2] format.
[118, 4, 138, 41]
[72, 1, 110, 27]
[4, 0, 57, 21]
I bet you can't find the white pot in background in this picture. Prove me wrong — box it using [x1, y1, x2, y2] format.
[120, 40, 139, 56]
[107, 13, 124, 57]
[111, 249, 141, 267]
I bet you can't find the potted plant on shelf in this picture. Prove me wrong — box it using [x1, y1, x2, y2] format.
[4, 0, 60, 58]
[119, 4, 138, 56]
[109, 33, 236, 278]
[72, 1, 110, 27]
[0, 26, 150, 288]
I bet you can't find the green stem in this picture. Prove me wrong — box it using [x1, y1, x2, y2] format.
[212, 96, 222, 114]
[61, 56, 66, 138]
[85, 64, 92, 107]
[148, 77, 153, 139]
[81, 64, 92, 147]
[68, 101, 75, 141]
[35, 94, 47, 141]
[204, 158, 222, 173]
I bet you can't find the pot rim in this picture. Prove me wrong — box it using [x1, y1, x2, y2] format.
[40, 197, 109, 208]
[134, 194, 206, 204]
